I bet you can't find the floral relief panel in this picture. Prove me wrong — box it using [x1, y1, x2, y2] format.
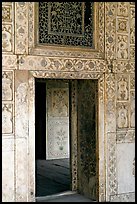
[46, 80, 69, 159]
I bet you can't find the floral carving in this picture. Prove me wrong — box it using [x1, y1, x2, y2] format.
[117, 19, 128, 33]
[117, 75, 129, 101]
[117, 102, 129, 129]
[2, 71, 13, 101]
[117, 2, 128, 17]
[2, 25, 12, 52]
[105, 3, 116, 60]
[2, 5, 12, 22]
[2, 104, 13, 134]
[117, 35, 128, 59]
[15, 2, 28, 54]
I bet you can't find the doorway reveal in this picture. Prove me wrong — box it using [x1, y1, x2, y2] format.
[35, 79, 71, 197]
[35, 78, 98, 201]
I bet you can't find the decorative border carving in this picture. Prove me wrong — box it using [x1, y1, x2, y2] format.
[110, 192, 135, 202]
[105, 74, 116, 133]
[2, 55, 18, 70]
[113, 60, 135, 73]
[2, 2, 14, 54]
[116, 129, 135, 143]
[105, 2, 116, 60]
[107, 133, 118, 197]
[28, 2, 105, 59]
[2, 71, 14, 101]
[18, 55, 106, 72]
[2, 103, 13, 134]
[15, 2, 28, 54]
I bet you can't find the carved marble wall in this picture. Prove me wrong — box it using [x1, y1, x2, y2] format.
[105, 2, 135, 202]
[2, 2, 135, 202]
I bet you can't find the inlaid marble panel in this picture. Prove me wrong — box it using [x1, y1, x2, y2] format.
[2, 71, 13, 101]
[117, 35, 129, 59]
[116, 102, 129, 129]
[2, 103, 13, 134]
[2, 55, 17, 70]
[2, 24, 12, 52]
[117, 18, 128, 33]
[117, 143, 135, 194]
[46, 81, 69, 159]
[117, 2, 129, 17]
[47, 118, 69, 159]
[116, 74, 129, 101]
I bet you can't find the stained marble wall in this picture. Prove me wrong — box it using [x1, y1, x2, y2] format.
[2, 2, 135, 202]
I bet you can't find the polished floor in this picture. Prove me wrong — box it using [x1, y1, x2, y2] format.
[35, 158, 71, 197]
[35, 159, 95, 202]
[36, 191, 94, 202]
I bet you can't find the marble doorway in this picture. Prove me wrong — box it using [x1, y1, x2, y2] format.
[35, 78, 99, 201]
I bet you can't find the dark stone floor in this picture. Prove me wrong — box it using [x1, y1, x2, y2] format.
[35, 159, 95, 202]
[36, 158, 71, 197]
[36, 192, 94, 202]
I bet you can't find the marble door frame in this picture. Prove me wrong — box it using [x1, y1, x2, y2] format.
[27, 71, 106, 202]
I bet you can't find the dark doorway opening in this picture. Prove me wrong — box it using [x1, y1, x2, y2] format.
[35, 79, 71, 197]
[35, 78, 98, 201]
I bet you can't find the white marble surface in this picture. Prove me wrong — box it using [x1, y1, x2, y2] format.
[117, 143, 135, 194]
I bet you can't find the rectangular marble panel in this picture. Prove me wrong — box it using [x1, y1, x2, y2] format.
[15, 2, 28, 54]
[15, 138, 28, 202]
[15, 70, 29, 138]
[2, 24, 12, 52]
[2, 54, 17, 70]
[47, 117, 69, 159]
[2, 71, 13, 101]
[2, 103, 13, 134]
[116, 102, 129, 129]
[2, 143, 14, 202]
[117, 143, 135, 194]
[2, 137, 14, 152]
[2, 4, 12, 22]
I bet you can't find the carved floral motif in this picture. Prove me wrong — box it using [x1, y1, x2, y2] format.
[2, 25, 12, 52]
[117, 75, 129, 101]
[117, 2, 128, 17]
[117, 102, 129, 129]
[117, 35, 128, 59]
[2, 104, 13, 134]
[2, 71, 13, 101]
[117, 18, 128, 33]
